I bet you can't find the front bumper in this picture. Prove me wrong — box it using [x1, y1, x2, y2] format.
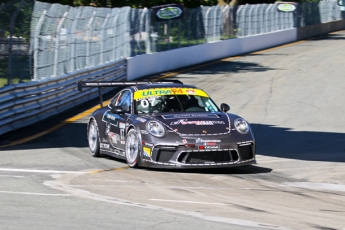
[140, 140, 256, 169]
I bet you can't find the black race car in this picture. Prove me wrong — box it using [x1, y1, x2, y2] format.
[78, 81, 256, 169]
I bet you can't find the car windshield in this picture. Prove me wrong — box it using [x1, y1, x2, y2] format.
[133, 87, 219, 114]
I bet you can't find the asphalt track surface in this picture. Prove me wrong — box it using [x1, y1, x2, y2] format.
[1, 31, 345, 230]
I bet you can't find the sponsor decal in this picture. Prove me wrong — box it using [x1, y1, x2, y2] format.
[170, 119, 225, 126]
[196, 138, 221, 143]
[152, 4, 184, 21]
[107, 113, 116, 121]
[162, 114, 219, 119]
[133, 88, 209, 100]
[119, 122, 126, 129]
[277, 2, 297, 12]
[108, 132, 120, 145]
[143, 147, 151, 157]
[102, 111, 119, 126]
[136, 117, 147, 123]
[100, 143, 110, 148]
[205, 142, 217, 146]
[120, 141, 125, 145]
[145, 142, 154, 147]
[156, 7, 182, 20]
[141, 130, 149, 134]
[105, 148, 125, 156]
[105, 123, 111, 135]
[185, 89, 196, 94]
[182, 139, 187, 144]
[204, 145, 220, 149]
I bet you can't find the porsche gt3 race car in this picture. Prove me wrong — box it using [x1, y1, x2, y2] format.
[78, 81, 256, 169]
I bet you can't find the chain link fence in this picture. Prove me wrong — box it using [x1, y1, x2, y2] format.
[30, 2, 130, 80]
[0, 0, 343, 86]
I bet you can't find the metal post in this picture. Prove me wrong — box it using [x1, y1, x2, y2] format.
[112, 9, 119, 61]
[98, 87, 103, 107]
[144, 8, 151, 54]
[100, 13, 110, 64]
[8, 0, 24, 85]
[70, 9, 81, 72]
[33, 12, 47, 80]
[205, 7, 211, 42]
[124, 7, 131, 58]
[53, 11, 68, 77]
[140, 8, 148, 54]
[86, 11, 96, 67]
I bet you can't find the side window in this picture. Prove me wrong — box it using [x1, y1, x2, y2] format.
[117, 90, 131, 113]
[110, 92, 121, 107]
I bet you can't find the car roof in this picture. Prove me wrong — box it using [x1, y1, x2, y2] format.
[133, 83, 198, 90]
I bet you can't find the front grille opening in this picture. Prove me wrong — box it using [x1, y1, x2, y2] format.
[177, 152, 188, 163]
[230, 150, 239, 161]
[178, 151, 232, 164]
[156, 150, 175, 163]
[238, 145, 253, 160]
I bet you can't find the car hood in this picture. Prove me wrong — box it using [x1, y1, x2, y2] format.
[152, 113, 231, 135]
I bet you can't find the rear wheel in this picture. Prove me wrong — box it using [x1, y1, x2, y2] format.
[125, 129, 140, 168]
[88, 119, 100, 157]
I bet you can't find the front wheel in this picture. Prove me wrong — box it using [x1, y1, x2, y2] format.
[125, 129, 140, 168]
[88, 119, 100, 157]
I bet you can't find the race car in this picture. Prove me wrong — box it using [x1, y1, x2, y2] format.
[78, 80, 256, 169]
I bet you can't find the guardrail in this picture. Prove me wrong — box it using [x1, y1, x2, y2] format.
[0, 59, 126, 136]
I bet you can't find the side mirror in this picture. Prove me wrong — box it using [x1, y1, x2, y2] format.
[220, 103, 230, 112]
[111, 105, 124, 114]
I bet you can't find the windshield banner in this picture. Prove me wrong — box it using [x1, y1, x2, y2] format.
[134, 88, 209, 100]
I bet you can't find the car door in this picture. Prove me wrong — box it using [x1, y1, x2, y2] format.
[103, 90, 131, 154]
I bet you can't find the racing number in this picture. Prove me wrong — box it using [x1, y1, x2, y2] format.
[140, 98, 156, 108]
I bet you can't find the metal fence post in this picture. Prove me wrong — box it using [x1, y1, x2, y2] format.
[100, 13, 110, 64]
[8, 0, 24, 85]
[112, 9, 119, 61]
[86, 11, 96, 67]
[53, 11, 68, 76]
[33, 10, 47, 80]
[70, 9, 81, 72]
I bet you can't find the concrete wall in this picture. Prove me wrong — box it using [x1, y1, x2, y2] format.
[127, 20, 345, 81]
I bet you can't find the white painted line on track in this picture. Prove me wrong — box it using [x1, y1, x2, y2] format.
[283, 182, 345, 192]
[0, 191, 71, 196]
[150, 199, 231, 206]
[0, 168, 86, 174]
[0, 175, 25, 178]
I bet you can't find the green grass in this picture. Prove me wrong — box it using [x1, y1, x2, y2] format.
[0, 78, 31, 88]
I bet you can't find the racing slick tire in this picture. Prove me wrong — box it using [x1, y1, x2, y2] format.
[88, 119, 101, 157]
[125, 129, 140, 168]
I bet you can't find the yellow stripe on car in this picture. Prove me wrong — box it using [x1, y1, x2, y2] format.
[133, 87, 209, 100]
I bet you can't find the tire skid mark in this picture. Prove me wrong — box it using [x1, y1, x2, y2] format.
[44, 173, 292, 230]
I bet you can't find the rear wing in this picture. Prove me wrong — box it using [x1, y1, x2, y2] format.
[77, 80, 183, 107]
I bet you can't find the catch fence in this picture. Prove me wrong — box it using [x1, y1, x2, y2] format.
[0, 0, 343, 84]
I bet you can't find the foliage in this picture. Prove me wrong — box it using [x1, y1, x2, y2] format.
[0, 0, 34, 39]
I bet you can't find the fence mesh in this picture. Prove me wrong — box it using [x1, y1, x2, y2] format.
[0, 0, 343, 85]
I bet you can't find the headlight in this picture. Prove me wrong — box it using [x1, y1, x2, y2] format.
[146, 121, 165, 137]
[234, 118, 250, 134]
